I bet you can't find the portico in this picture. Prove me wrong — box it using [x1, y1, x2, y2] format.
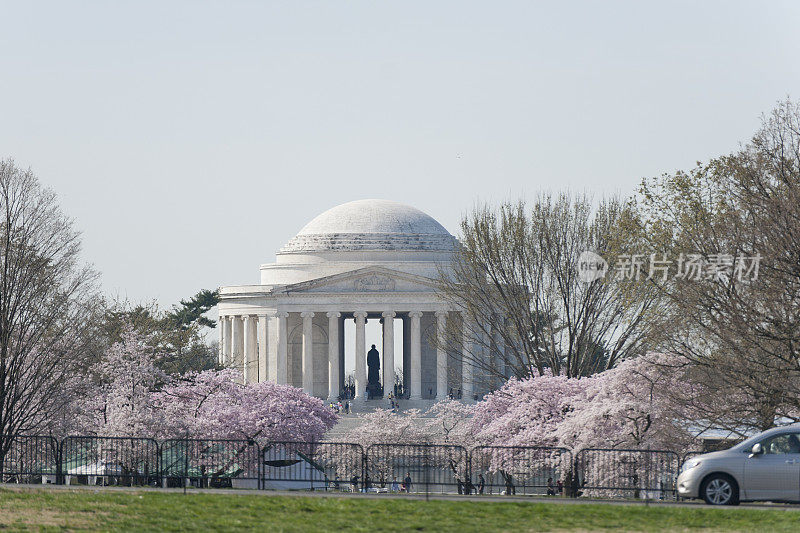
[219, 272, 473, 403]
[218, 200, 482, 405]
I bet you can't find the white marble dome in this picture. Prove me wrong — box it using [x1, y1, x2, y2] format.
[280, 199, 456, 253]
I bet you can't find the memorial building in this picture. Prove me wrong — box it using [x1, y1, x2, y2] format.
[217, 199, 482, 405]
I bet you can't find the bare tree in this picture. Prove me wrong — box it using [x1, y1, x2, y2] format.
[0, 160, 99, 457]
[638, 99, 800, 433]
[435, 193, 661, 386]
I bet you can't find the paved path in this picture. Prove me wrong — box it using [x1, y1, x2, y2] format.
[3, 483, 800, 511]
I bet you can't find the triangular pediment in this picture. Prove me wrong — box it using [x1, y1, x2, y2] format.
[274, 266, 438, 294]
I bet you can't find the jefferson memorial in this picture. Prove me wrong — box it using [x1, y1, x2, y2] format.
[217, 199, 480, 405]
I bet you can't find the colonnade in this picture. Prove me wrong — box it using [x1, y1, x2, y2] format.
[218, 310, 476, 402]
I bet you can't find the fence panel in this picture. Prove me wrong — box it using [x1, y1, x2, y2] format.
[160, 439, 260, 489]
[575, 448, 680, 500]
[470, 446, 572, 496]
[261, 442, 363, 492]
[0, 435, 60, 484]
[366, 444, 468, 494]
[61, 436, 159, 487]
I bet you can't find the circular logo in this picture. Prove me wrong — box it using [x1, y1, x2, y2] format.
[577, 251, 608, 283]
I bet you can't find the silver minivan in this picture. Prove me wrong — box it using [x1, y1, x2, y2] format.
[677, 425, 800, 505]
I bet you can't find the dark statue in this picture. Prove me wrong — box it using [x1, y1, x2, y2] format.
[367, 344, 382, 398]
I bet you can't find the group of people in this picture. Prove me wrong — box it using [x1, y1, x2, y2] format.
[390, 473, 413, 493]
[456, 474, 564, 496]
[333, 471, 565, 496]
[339, 473, 414, 493]
[328, 401, 350, 414]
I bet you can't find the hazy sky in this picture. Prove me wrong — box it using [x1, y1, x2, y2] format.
[2, 1, 798, 313]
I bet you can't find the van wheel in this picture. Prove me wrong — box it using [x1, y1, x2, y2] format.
[700, 474, 739, 506]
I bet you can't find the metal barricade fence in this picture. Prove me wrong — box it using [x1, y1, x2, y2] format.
[470, 446, 572, 496]
[0, 435, 60, 485]
[0, 434, 708, 501]
[575, 448, 681, 500]
[366, 444, 468, 494]
[61, 436, 159, 487]
[160, 439, 260, 489]
[261, 442, 364, 492]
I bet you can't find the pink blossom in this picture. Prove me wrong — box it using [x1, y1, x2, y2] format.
[470, 372, 591, 449]
[75, 326, 166, 437]
[337, 408, 427, 449]
[154, 369, 337, 445]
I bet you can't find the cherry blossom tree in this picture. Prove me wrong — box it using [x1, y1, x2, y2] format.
[468, 353, 700, 452]
[153, 369, 337, 483]
[423, 400, 476, 491]
[466, 373, 590, 492]
[465, 354, 703, 495]
[469, 372, 591, 449]
[548, 353, 703, 498]
[154, 368, 337, 444]
[554, 353, 701, 452]
[76, 326, 166, 437]
[65, 326, 336, 445]
[425, 399, 475, 447]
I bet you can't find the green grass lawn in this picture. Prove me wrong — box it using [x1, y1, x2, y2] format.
[1, 489, 799, 532]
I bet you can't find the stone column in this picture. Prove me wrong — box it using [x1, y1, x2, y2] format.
[435, 310, 448, 399]
[223, 316, 232, 365]
[353, 311, 368, 401]
[275, 311, 289, 384]
[243, 315, 258, 384]
[382, 311, 396, 397]
[301, 311, 315, 396]
[461, 313, 473, 401]
[232, 316, 244, 378]
[409, 311, 423, 400]
[218, 315, 224, 365]
[327, 312, 341, 402]
[258, 314, 268, 383]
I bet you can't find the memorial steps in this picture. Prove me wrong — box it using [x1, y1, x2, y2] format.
[323, 399, 441, 441]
